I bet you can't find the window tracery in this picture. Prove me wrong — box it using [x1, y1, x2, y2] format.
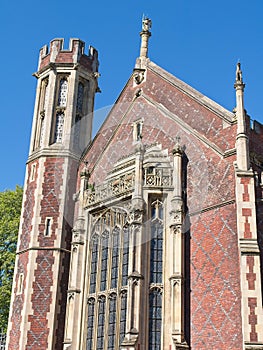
[86, 208, 130, 350]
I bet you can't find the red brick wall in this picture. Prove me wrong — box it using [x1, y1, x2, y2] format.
[8, 160, 39, 349]
[80, 72, 243, 348]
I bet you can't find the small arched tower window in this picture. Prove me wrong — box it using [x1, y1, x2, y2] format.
[57, 78, 68, 107]
[76, 82, 84, 113]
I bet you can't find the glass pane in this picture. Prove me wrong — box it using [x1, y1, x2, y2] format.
[108, 295, 117, 349]
[100, 234, 109, 291]
[86, 300, 95, 350]
[77, 82, 84, 112]
[119, 291, 127, 345]
[89, 237, 99, 293]
[121, 227, 129, 286]
[148, 289, 162, 350]
[111, 229, 120, 289]
[54, 113, 64, 143]
[58, 79, 68, 107]
[97, 298, 106, 350]
[150, 223, 163, 284]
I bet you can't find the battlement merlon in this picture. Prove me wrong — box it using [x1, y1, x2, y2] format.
[37, 38, 99, 73]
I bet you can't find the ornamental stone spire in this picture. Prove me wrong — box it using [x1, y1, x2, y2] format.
[234, 62, 250, 171]
[139, 17, 152, 58]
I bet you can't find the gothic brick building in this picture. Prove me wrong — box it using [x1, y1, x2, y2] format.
[6, 19, 263, 349]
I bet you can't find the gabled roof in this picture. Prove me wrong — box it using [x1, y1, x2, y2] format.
[80, 58, 237, 182]
[147, 60, 234, 123]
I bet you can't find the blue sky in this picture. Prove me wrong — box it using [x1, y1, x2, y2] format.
[1, 0, 263, 191]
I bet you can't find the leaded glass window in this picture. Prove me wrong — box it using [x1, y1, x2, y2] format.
[86, 298, 95, 350]
[119, 290, 127, 345]
[111, 227, 120, 289]
[86, 209, 131, 350]
[150, 200, 163, 284]
[74, 115, 81, 150]
[58, 78, 68, 107]
[121, 226, 129, 286]
[96, 296, 106, 350]
[108, 293, 117, 350]
[150, 223, 163, 284]
[89, 235, 99, 294]
[100, 231, 109, 291]
[54, 112, 64, 143]
[77, 82, 84, 113]
[148, 288, 162, 350]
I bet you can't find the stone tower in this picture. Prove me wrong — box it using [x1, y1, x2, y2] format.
[6, 38, 99, 350]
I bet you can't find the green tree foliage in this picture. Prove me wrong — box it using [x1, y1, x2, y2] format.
[0, 185, 23, 332]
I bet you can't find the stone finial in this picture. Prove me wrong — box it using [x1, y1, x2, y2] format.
[139, 17, 152, 59]
[234, 62, 245, 90]
[172, 136, 183, 155]
[142, 17, 152, 32]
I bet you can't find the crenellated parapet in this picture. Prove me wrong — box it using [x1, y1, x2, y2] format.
[37, 38, 99, 73]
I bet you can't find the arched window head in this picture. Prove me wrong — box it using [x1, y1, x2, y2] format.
[151, 199, 163, 222]
[58, 78, 68, 107]
[89, 234, 99, 294]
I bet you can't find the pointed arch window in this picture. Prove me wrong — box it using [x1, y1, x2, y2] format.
[119, 290, 128, 345]
[86, 209, 131, 350]
[149, 288, 162, 350]
[58, 78, 68, 107]
[150, 200, 163, 284]
[100, 231, 109, 291]
[96, 296, 106, 350]
[111, 227, 120, 289]
[86, 298, 95, 350]
[108, 293, 117, 350]
[89, 235, 99, 294]
[121, 226, 129, 286]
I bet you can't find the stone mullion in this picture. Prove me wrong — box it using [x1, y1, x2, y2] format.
[121, 219, 143, 350]
[120, 142, 145, 348]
